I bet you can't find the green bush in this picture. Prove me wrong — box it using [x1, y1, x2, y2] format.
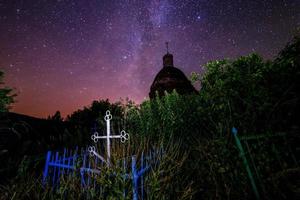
[0, 70, 16, 112]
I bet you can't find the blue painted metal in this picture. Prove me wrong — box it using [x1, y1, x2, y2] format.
[81, 152, 87, 186]
[67, 149, 71, 175]
[42, 151, 51, 184]
[141, 152, 144, 199]
[132, 156, 138, 200]
[52, 152, 59, 186]
[43, 147, 164, 199]
[61, 148, 66, 178]
[132, 154, 152, 200]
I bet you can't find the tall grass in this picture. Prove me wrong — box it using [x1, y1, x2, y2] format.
[1, 91, 299, 199]
[0, 133, 192, 200]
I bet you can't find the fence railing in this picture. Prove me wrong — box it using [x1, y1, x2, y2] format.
[232, 127, 299, 200]
[43, 146, 164, 200]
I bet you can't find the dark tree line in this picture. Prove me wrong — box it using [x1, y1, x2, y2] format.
[0, 70, 16, 112]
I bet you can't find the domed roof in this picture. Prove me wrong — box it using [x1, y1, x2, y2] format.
[149, 53, 198, 99]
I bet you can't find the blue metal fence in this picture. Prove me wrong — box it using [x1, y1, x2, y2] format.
[43, 147, 164, 200]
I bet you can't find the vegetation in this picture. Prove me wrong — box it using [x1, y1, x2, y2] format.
[0, 70, 16, 112]
[0, 36, 299, 199]
[0, 136, 189, 200]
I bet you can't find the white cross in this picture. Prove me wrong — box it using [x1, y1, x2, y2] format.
[88, 110, 129, 165]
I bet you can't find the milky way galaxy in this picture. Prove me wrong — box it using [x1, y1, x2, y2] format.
[0, 0, 299, 117]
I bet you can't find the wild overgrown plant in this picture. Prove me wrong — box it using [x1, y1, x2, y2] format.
[125, 91, 205, 143]
[1, 36, 299, 200]
[0, 70, 16, 112]
[0, 133, 191, 200]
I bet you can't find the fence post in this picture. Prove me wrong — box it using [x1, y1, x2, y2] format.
[123, 158, 126, 198]
[53, 152, 59, 186]
[141, 152, 144, 200]
[87, 153, 91, 186]
[61, 148, 66, 178]
[132, 156, 138, 200]
[81, 152, 87, 187]
[42, 151, 51, 185]
[232, 127, 260, 200]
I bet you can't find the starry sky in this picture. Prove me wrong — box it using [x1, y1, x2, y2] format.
[0, 0, 299, 118]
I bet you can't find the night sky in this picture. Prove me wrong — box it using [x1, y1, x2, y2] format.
[0, 0, 299, 118]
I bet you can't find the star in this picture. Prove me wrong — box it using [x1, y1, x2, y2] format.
[0, 0, 298, 117]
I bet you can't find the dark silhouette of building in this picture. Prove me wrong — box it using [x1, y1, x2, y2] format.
[149, 45, 198, 99]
